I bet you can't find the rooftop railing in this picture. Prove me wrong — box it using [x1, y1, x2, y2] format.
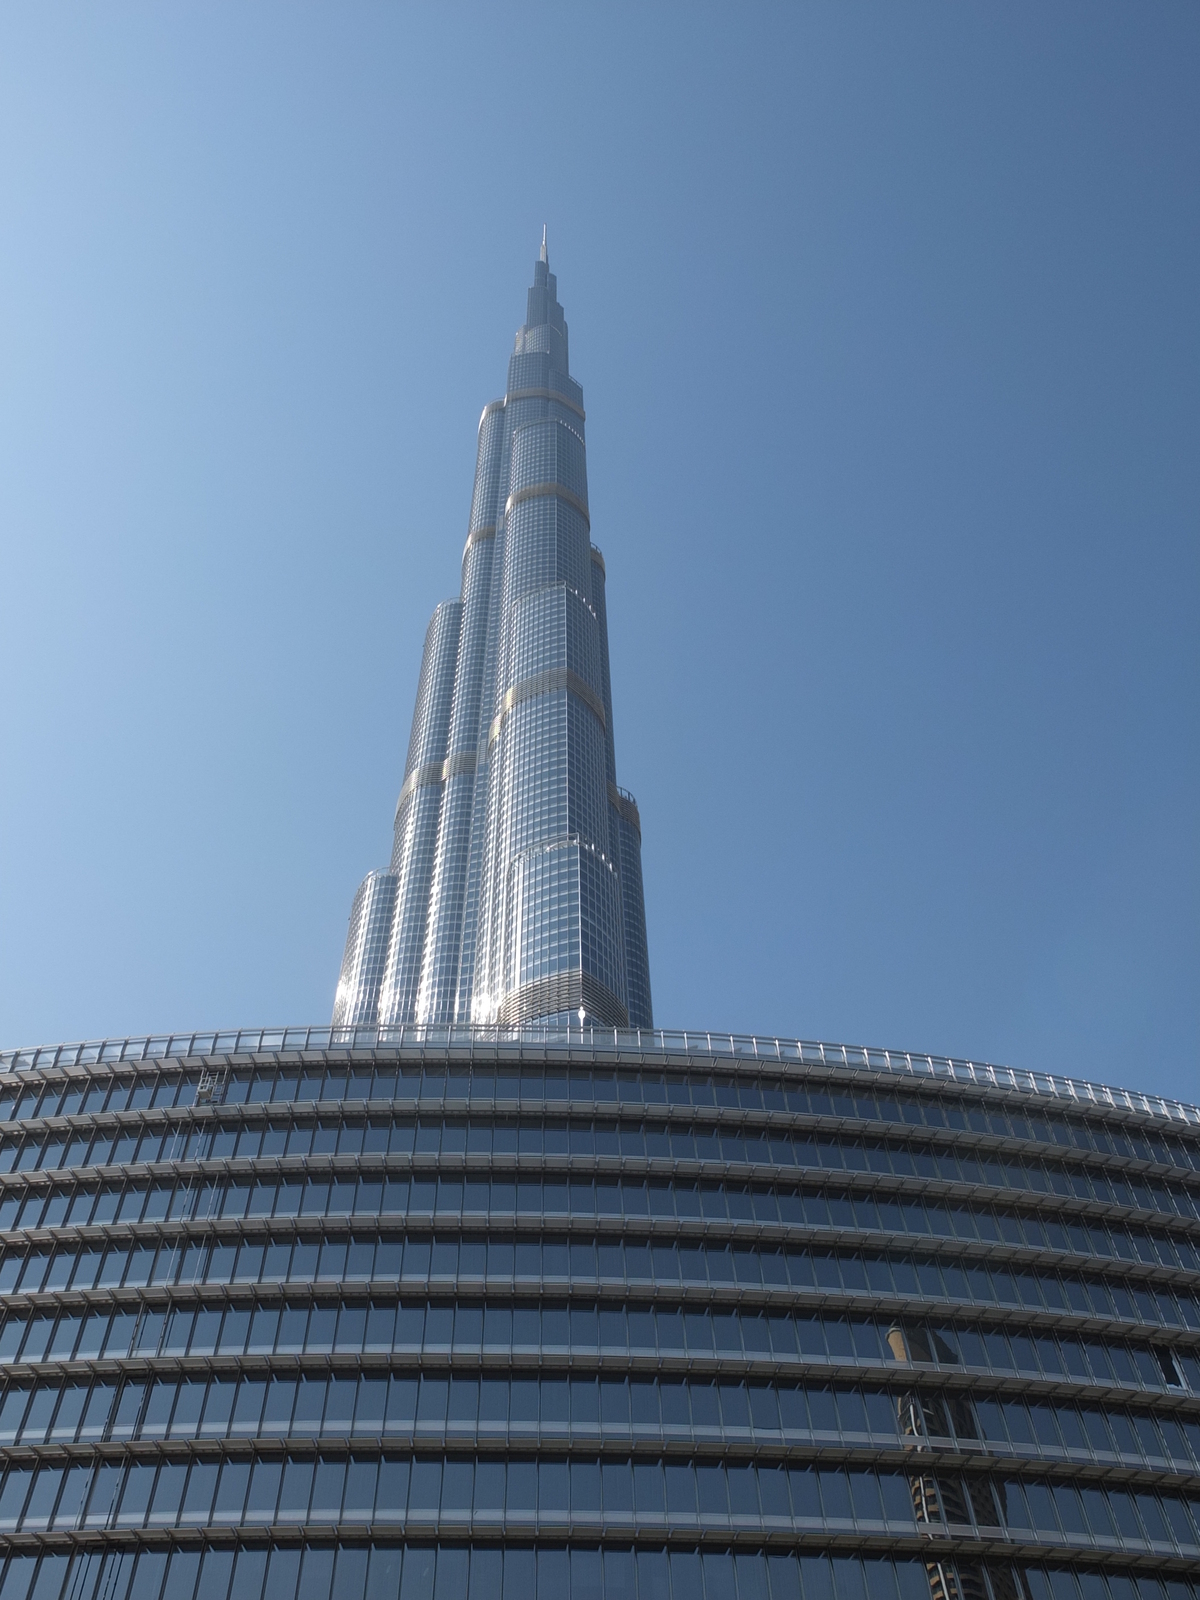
[0, 1023, 1195, 1130]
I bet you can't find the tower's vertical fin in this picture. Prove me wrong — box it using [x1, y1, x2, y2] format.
[416, 401, 507, 1022]
[376, 599, 461, 1024]
[452, 511, 507, 1024]
[614, 792, 653, 1028]
[331, 869, 397, 1027]
[592, 546, 653, 1028]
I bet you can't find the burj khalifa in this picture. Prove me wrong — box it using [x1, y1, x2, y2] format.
[333, 237, 652, 1032]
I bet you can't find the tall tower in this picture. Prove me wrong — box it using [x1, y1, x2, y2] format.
[334, 243, 652, 1031]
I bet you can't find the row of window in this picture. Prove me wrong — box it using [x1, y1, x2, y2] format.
[4, 1116, 1195, 1223]
[0, 1372, 904, 1447]
[972, 1393, 1200, 1464]
[0, 1544, 1007, 1600]
[0, 1300, 1187, 1392]
[0, 1451, 1197, 1551]
[1, 1369, 1196, 1467]
[0, 1456, 917, 1534]
[5, 1061, 1194, 1178]
[4, 1174, 1195, 1273]
[5, 1229, 1194, 1333]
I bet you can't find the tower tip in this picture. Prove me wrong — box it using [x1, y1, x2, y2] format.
[540, 225, 548, 265]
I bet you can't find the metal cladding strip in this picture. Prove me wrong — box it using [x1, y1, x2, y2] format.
[3, 1031, 1200, 1133]
[8, 1228, 1198, 1330]
[3, 1146, 1200, 1261]
[462, 522, 496, 557]
[3, 1270, 1200, 1364]
[504, 480, 591, 526]
[1, 1143, 1197, 1247]
[395, 751, 480, 811]
[5, 1089, 1198, 1190]
[8, 1183, 1199, 1293]
[505, 384, 586, 420]
[487, 668, 607, 747]
[4, 1107, 1200, 1224]
[2, 1430, 1199, 1483]
[443, 749, 477, 781]
[2, 1527, 1198, 1568]
[395, 761, 447, 812]
[0, 1352, 1195, 1417]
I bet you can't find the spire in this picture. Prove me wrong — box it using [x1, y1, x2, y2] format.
[540, 225, 548, 265]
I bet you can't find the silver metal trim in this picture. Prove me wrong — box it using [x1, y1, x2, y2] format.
[3, 1029, 1199, 1135]
[505, 481, 590, 526]
[443, 748, 477, 781]
[394, 760, 445, 814]
[487, 668, 607, 746]
[505, 385, 586, 420]
[462, 523, 496, 557]
[396, 748, 479, 812]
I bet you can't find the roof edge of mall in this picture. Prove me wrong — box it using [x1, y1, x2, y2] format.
[0, 1025, 1195, 1131]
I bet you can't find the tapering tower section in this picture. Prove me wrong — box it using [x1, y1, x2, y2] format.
[333, 244, 652, 1031]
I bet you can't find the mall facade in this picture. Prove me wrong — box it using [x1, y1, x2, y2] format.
[0, 1026, 1196, 1600]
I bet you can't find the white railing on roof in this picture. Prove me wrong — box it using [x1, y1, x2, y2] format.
[0, 1024, 1196, 1130]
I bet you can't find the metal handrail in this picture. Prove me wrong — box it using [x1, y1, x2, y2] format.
[0, 1024, 1196, 1130]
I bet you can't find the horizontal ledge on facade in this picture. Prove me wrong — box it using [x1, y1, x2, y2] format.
[0, 1184, 1196, 1292]
[7, 1132, 1198, 1223]
[5, 1101, 1198, 1216]
[505, 386, 586, 421]
[3, 1040, 1199, 1160]
[3, 1351, 1199, 1417]
[4, 1245, 1200, 1341]
[6, 1261, 1200, 1348]
[504, 481, 590, 526]
[488, 669, 606, 747]
[1, 1524, 1198, 1573]
[394, 750, 480, 812]
[462, 523, 496, 557]
[0, 1439, 1196, 1495]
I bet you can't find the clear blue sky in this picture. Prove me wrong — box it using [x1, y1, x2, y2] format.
[0, 6, 1196, 1102]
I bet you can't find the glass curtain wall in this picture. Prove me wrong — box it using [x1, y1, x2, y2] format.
[0, 1035, 1198, 1600]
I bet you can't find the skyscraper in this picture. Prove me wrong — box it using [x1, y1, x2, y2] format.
[333, 237, 652, 1035]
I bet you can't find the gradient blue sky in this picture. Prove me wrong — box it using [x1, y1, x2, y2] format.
[0, 6, 1196, 1101]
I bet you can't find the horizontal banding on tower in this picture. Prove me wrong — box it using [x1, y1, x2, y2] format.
[505, 481, 590, 526]
[395, 749, 479, 812]
[488, 668, 606, 747]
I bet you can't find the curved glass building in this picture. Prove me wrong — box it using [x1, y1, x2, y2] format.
[0, 1025, 1198, 1600]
